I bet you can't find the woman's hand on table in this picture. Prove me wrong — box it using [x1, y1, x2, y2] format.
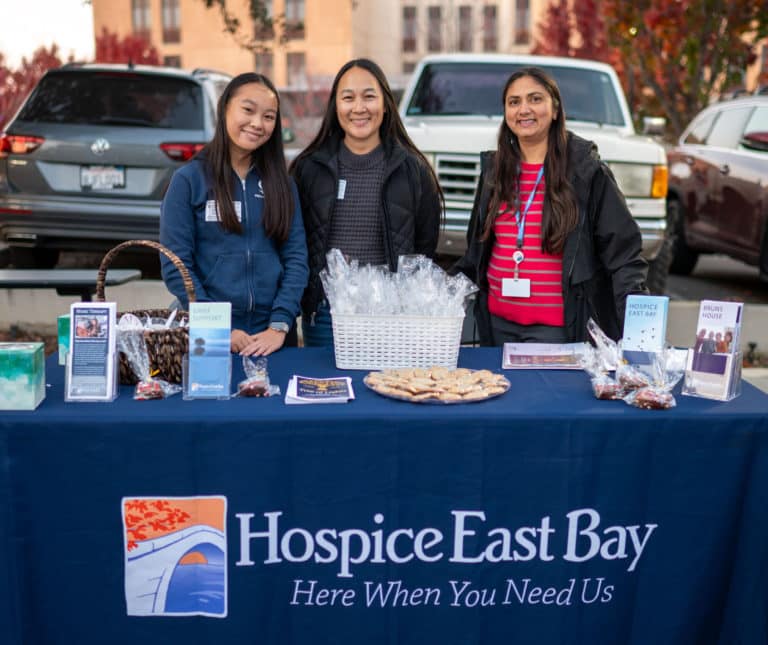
[238, 328, 287, 356]
[230, 329, 252, 353]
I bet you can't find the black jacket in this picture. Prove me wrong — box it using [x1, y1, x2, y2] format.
[453, 132, 647, 344]
[291, 136, 441, 319]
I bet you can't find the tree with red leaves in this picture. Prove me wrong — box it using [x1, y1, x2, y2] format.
[0, 45, 66, 128]
[94, 27, 161, 65]
[533, 0, 768, 138]
[533, 0, 613, 64]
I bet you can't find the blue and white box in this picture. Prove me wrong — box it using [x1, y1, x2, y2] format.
[0, 342, 45, 410]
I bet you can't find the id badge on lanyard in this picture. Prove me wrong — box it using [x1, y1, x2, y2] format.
[501, 167, 543, 299]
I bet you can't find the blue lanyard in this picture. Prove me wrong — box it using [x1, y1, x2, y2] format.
[514, 166, 544, 249]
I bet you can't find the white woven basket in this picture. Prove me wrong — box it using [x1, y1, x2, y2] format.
[331, 311, 465, 370]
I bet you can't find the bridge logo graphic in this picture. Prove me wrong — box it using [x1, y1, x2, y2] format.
[122, 496, 227, 618]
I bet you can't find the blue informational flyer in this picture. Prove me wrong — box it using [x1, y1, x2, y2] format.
[186, 302, 232, 399]
[621, 295, 669, 365]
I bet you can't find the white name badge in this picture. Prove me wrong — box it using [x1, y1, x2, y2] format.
[502, 278, 531, 298]
[337, 179, 347, 200]
[205, 200, 242, 222]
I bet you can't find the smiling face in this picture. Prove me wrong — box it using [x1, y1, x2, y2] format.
[504, 75, 557, 150]
[335, 66, 385, 153]
[225, 82, 278, 162]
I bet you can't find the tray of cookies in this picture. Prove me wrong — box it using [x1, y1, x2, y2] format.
[363, 367, 510, 404]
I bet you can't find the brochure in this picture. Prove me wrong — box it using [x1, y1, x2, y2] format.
[285, 375, 355, 404]
[621, 294, 669, 365]
[683, 299, 744, 401]
[502, 342, 589, 370]
[185, 302, 232, 400]
[65, 302, 117, 402]
[690, 300, 743, 369]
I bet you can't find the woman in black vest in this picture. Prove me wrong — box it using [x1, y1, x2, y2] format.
[290, 58, 443, 347]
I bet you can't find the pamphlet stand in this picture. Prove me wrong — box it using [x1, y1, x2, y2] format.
[182, 354, 232, 400]
[64, 352, 118, 403]
[681, 349, 742, 402]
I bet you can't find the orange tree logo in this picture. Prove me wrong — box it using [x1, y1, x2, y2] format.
[122, 496, 227, 618]
[124, 499, 192, 551]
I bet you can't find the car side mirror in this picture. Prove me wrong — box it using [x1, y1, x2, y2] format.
[642, 116, 666, 136]
[741, 131, 768, 152]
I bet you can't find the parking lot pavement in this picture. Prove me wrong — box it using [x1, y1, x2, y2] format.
[744, 369, 768, 394]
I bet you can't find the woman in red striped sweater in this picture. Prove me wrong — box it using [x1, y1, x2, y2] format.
[454, 67, 647, 345]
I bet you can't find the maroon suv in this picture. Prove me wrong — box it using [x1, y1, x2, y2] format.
[667, 95, 768, 278]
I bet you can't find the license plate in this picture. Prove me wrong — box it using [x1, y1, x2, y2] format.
[80, 165, 125, 190]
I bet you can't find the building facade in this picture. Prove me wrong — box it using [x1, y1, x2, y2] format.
[90, 2, 767, 94]
[90, 0, 544, 89]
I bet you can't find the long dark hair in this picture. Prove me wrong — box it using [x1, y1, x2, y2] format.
[204, 72, 293, 241]
[483, 67, 577, 255]
[289, 58, 443, 213]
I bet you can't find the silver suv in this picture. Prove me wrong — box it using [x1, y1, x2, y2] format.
[0, 63, 231, 267]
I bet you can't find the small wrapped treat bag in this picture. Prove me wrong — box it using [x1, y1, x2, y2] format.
[117, 315, 181, 400]
[235, 356, 280, 398]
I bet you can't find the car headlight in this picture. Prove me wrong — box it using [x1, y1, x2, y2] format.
[607, 163, 668, 198]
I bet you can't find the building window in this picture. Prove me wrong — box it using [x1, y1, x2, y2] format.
[285, 0, 305, 39]
[514, 0, 530, 45]
[427, 6, 442, 52]
[131, 0, 151, 40]
[163, 55, 182, 68]
[482, 5, 497, 52]
[403, 61, 416, 74]
[458, 6, 472, 52]
[254, 52, 273, 78]
[286, 52, 306, 88]
[402, 6, 417, 53]
[162, 0, 181, 43]
[254, 0, 274, 39]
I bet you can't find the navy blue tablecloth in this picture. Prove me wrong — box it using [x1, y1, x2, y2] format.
[1, 348, 767, 644]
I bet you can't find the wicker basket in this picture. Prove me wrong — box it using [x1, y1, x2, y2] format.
[96, 240, 197, 385]
[331, 311, 464, 370]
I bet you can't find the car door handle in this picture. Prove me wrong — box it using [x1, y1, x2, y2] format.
[719, 164, 730, 175]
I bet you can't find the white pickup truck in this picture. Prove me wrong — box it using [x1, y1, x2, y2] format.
[399, 54, 671, 293]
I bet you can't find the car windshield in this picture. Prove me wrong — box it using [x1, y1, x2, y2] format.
[405, 62, 626, 127]
[17, 70, 205, 129]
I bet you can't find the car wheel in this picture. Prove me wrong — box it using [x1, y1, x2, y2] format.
[9, 247, 60, 269]
[645, 233, 672, 295]
[667, 199, 699, 275]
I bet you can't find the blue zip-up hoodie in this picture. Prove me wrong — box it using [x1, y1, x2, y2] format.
[160, 157, 309, 334]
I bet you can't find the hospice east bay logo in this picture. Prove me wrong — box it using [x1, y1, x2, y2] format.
[122, 496, 228, 618]
[121, 500, 657, 617]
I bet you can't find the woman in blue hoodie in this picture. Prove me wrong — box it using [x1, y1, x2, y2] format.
[160, 73, 308, 356]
